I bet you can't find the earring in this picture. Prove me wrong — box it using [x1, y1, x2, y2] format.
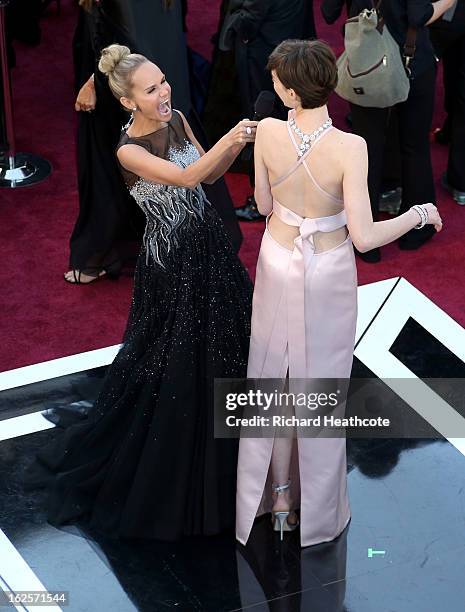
[132, 106, 137, 111]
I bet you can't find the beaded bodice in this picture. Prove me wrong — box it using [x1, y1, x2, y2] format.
[116, 110, 207, 267]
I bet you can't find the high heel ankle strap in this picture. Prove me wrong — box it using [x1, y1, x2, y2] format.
[272, 479, 291, 494]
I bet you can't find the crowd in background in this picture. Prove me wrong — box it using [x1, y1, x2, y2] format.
[212, 0, 464, 264]
[3, 0, 464, 272]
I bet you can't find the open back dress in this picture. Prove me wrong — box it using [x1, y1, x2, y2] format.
[236, 110, 357, 547]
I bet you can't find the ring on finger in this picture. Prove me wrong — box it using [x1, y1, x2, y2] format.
[246, 126, 252, 135]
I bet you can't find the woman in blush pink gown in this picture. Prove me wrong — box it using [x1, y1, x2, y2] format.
[236, 39, 443, 547]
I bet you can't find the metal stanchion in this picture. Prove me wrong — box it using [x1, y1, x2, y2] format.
[0, 0, 51, 188]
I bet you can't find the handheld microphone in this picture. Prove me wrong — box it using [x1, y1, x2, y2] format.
[253, 90, 276, 121]
[242, 91, 276, 162]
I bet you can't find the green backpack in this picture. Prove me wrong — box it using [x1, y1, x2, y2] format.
[335, 1, 417, 108]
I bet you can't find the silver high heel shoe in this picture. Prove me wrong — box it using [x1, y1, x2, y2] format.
[271, 480, 299, 541]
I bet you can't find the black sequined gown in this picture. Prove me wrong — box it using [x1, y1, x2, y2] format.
[29, 110, 253, 541]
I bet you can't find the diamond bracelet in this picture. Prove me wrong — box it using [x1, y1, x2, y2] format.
[411, 205, 428, 229]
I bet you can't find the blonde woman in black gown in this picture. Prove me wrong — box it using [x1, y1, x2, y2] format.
[29, 44, 256, 541]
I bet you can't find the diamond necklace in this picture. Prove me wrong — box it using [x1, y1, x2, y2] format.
[289, 115, 333, 157]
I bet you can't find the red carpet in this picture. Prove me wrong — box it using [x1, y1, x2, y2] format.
[1, 0, 463, 373]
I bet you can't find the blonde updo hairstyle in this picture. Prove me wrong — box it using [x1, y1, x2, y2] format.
[98, 44, 148, 110]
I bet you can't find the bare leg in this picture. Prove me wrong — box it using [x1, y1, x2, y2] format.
[270, 370, 298, 524]
[271, 435, 292, 510]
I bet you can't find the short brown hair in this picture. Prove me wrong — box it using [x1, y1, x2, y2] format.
[267, 40, 338, 109]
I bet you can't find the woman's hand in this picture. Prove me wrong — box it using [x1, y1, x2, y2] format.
[426, 0, 457, 26]
[75, 76, 96, 112]
[227, 119, 259, 149]
[422, 203, 443, 232]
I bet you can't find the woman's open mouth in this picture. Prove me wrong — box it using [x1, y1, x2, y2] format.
[159, 99, 171, 116]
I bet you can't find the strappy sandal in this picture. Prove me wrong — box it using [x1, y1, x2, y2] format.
[271, 479, 299, 541]
[63, 269, 108, 285]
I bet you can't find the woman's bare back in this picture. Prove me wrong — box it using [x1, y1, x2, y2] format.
[259, 116, 353, 253]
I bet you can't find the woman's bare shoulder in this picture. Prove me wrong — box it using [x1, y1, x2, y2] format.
[257, 116, 287, 134]
[330, 128, 367, 161]
[326, 128, 367, 176]
[331, 127, 366, 148]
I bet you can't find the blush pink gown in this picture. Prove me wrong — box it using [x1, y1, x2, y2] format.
[236, 112, 358, 548]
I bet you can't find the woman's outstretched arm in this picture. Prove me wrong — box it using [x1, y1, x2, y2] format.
[176, 110, 251, 184]
[117, 118, 257, 190]
[343, 136, 442, 252]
